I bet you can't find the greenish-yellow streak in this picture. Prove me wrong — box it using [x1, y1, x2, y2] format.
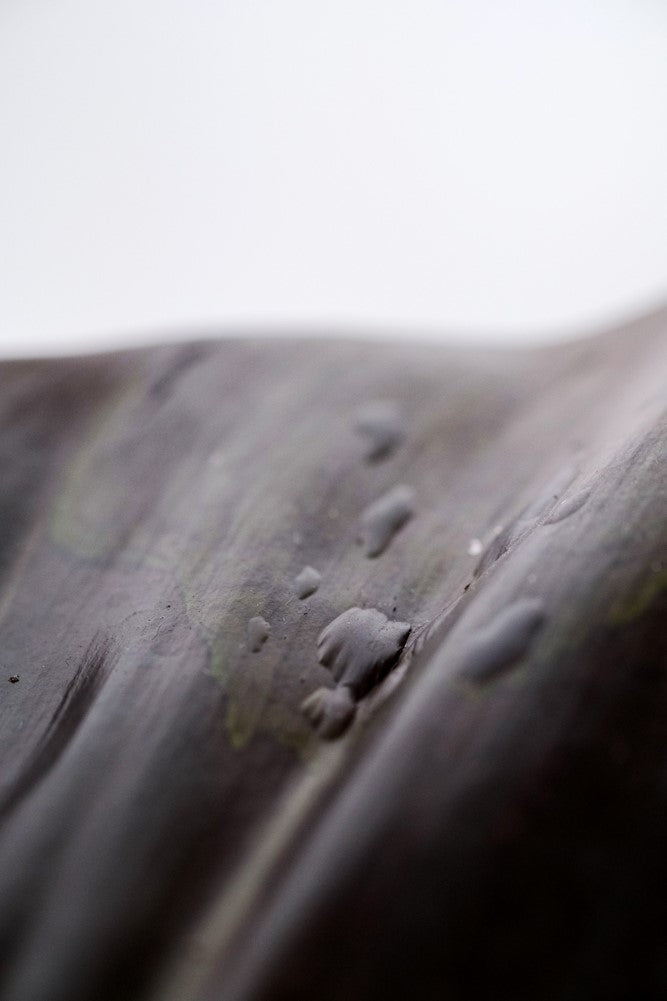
[225, 644, 281, 750]
[50, 380, 145, 561]
[609, 569, 667, 625]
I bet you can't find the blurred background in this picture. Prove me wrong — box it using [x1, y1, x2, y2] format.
[1, 0, 666, 358]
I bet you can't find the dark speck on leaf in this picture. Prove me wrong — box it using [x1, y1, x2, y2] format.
[9, 675, 19, 683]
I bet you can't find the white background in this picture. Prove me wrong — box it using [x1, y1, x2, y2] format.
[1, 1, 666, 357]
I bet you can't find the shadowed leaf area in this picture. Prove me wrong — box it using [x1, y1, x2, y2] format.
[0, 316, 665, 1001]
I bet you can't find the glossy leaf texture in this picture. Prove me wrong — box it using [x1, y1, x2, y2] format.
[0, 314, 665, 1001]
